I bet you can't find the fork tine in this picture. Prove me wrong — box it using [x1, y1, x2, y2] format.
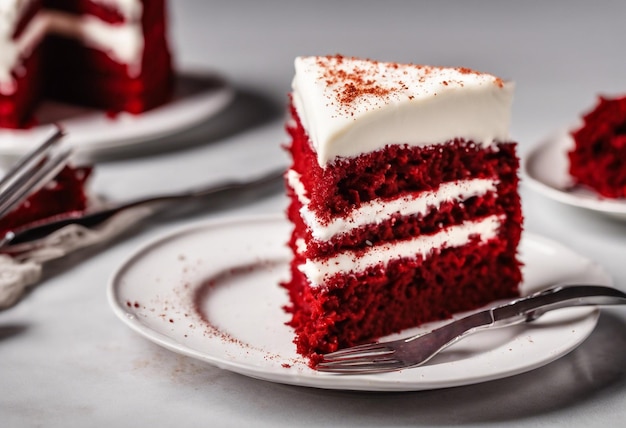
[0, 127, 70, 219]
[316, 359, 405, 374]
[321, 353, 398, 366]
[0, 126, 64, 192]
[322, 342, 392, 359]
[324, 342, 391, 357]
[0, 148, 73, 219]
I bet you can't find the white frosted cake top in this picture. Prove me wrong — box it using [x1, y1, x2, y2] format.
[291, 55, 514, 166]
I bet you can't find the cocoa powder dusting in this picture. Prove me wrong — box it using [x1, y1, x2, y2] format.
[317, 55, 396, 110]
[456, 66, 504, 87]
[315, 55, 505, 111]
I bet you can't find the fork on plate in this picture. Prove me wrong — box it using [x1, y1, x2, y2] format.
[317, 285, 626, 374]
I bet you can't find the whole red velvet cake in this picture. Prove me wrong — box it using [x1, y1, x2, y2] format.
[282, 55, 523, 365]
[568, 95, 626, 199]
[0, 0, 173, 129]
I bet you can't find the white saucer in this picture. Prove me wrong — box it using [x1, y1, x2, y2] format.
[0, 71, 234, 160]
[523, 129, 626, 219]
[108, 215, 611, 391]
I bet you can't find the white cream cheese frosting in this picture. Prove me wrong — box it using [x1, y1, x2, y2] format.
[0, 0, 144, 95]
[287, 168, 498, 242]
[291, 55, 514, 167]
[46, 10, 144, 75]
[300, 214, 503, 287]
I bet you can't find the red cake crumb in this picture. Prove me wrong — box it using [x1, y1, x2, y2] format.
[568, 95, 626, 198]
[0, 165, 92, 238]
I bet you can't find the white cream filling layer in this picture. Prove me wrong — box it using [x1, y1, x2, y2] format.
[292, 56, 514, 167]
[0, 0, 143, 95]
[287, 168, 498, 242]
[299, 214, 502, 287]
[47, 11, 144, 75]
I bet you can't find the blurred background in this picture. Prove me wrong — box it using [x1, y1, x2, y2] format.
[94, 0, 626, 306]
[170, 0, 625, 148]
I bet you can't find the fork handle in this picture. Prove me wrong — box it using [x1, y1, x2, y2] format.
[492, 285, 626, 323]
[400, 285, 626, 367]
[1, 168, 284, 250]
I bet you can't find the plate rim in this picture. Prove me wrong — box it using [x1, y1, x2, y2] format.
[107, 214, 609, 391]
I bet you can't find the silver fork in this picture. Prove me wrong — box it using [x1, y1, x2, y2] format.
[0, 167, 285, 255]
[317, 285, 626, 374]
[0, 126, 72, 220]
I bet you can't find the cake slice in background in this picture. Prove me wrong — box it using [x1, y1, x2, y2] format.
[282, 55, 523, 365]
[0, 0, 173, 129]
[568, 95, 626, 199]
[0, 0, 46, 128]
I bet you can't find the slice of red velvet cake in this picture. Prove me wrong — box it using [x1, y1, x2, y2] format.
[0, 0, 173, 129]
[282, 55, 523, 365]
[568, 95, 626, 199]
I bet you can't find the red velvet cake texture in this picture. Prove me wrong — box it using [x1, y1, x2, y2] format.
[0, 165, 92, 238]
[284, 109, 522, 364]
[568, 95, 626, 199]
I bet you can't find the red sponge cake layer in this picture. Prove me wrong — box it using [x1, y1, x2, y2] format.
[286, 238, 520, 362]
[568, 95, 626, 198]
[0, 45, 44, 128]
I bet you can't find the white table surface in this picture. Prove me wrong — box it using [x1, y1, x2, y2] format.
[2, 1, 626, 426]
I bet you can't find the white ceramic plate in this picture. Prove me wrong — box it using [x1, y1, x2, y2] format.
[0, 71, 233, 159]
[108, 215, 611, 391]
[523, 129, 626, 218]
